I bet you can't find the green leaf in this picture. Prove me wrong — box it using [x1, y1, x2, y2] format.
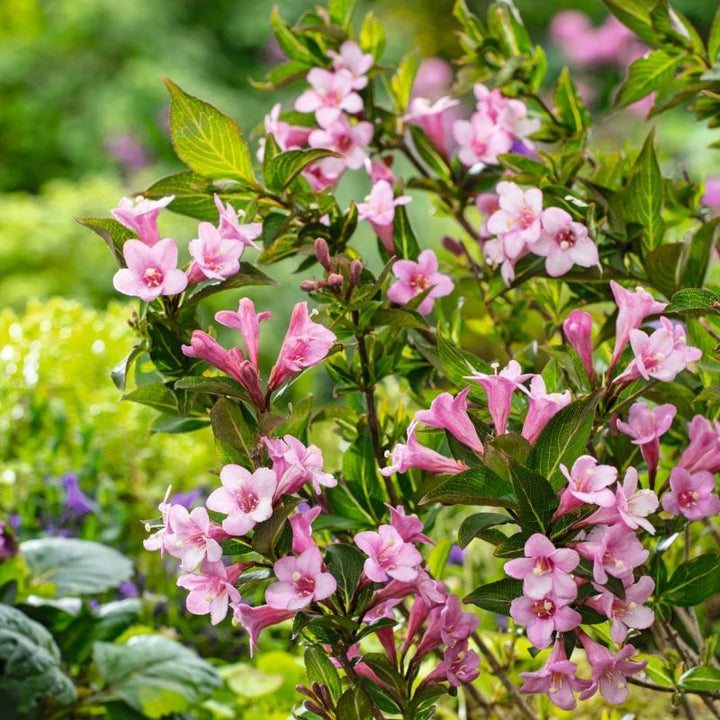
[329, 0, 357, 27]
[420, 465, 515, 507]
[616, 50, 685, 108]
[600, 0, 656, 44]
[527, 393, 600, 490]
[465, 577, 522, 615]
[270, 7, 325, 66]
[508, 462, 558, 535]
[623, 131, 664, 253]
[645, 243, 683, 299]
[252, 502, 299, 559]
[666, 288, 720, 316]
[164, 77, 255, 184]
[359, 12, 386, 60]
[679, 666, 720, 692]
[76, 217, 136, 267]
[436, 332, 491, 391]
[305, 646, 343, 703]
[487, 1, 531, 56]
[458, 512, 514, 549]
[210, 398, 258, 468]
[184, 262, 275, 304]
[694, 384, 720, 407]
[21, 538, 133, 597]
[665, 554, 720, 606]
[147, 322, 191, 378]
[408, 125, 451, 179]
[336, 685, 374, 720]
[0, 604, 75, 712]
[150, 415, 209, 434]
[680, 218, 720, 288]
[94, 635, 220, 719]
[174, 376, 248, 402]
[392, 204, 420, 260]
[264, 148, 339, 192]
[554, 67, 590, 134]
[710, 6, 720, 63]
[325, 544, 365, 612]
[122, 383, 177, 414]
[361, 653, 406, 702]
[342, 426, 383, 520]
[389, 51, 420, 112]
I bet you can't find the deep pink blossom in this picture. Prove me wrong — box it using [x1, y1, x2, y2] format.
[405, 96, 459, 156]
[388, 505, 431, 544]
[521, 375, 571, 444]
[374, 568, 447, 609]
[617, 402, 676, 480]
[215, 298, 272, 371]
[387, 249, 454, 316]
[504, 534, 579, 601]
[440, 594, 479, 646]
[563, 310, 595, 381]
[213, 195, 262, 249]
[262, 434, 336, 496]
[586, 576, 655, 643]
[679, 414, 720, 474]
[295, 68, 363, 125]
[413, 386, 484, 454]
[556, 456, 618, 516]
[486, 182, 543, 260]
[265, 545, 337, 610]
[112, 195, 174, 246]
[309, 115, 373, 172]
[577, 524, 649, 584]
[177, 560, 242, 625]
[267, 302, 337, 392]
[355, 525, 423, 583]
[357, 180, 412, 253]
[380, 430, 468, 476]
[533, 207, 598, 276]
[327, 41, 373, 89]
[231, 602, 294, 656]
[421, 640, 480, 688]
[206, 465, 277, 536]
[661, 467, 720, 521]
[510, 594, 582, 649]
[187, 222, 244, 283]
[289, 506, 323, 554]
[113, 239, 187, 302]
[164, 505, 223, 571]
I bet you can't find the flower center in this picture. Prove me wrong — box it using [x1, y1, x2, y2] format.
[533, 556, 552, 576]
[678, 490, 700, 508]
[410, 273, 430, 290]
[531, 598, 555, 619]
[556, 227, 576, 250]
[237, 490, 259, 513]
[143, 267, 164, 287]
[294, 574, 315, 597]
[518, 207, 535, 229]
[337, 135, 353, 152]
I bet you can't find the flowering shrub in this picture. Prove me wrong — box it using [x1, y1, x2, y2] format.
[72, 0, 720, 717]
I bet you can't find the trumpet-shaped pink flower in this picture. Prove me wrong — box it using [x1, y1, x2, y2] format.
[259, 104, 312, 161]
[380, 430, 468, 476]
[563, 310, 594, 381]
[616, 403, 676, 480]
[366, 157, 395, 185]
[661, 467, 720, 521]
[387, 249, 454, 316]
[309, 115, 373, 172]
[328, 40, 373, 89]
[586, 576, 655, 643]
[609, 281, 667, 367]
[465, 360, 532, 436]
[112, 195, 174, 246]
[357, 180, 412, 253]
[578, 524, 649, 584]
[143, 486, 173, 555]
[374, 568, 446, 608]
[213, 195, 262, 249]
[206, 465, 277, 537]
[388, 505, 431, 544]
[289, 506, 323, 554]
[355, 524, 423, 583]
[510, 594, 582, 649]
[295, 68, 363, 125]
[267, 302, 337, 392]
[215, 298, 272, 372]
[187, 222, 244, 283]
[486, 182, 543, 259]
[587, 467, 658, 534]
[231, 602, 294, 656]
[556, 456, 617, 516]
[533, 207, 598, 277]
[113, 239, 187, 302]
[473, 84, 539, 142]
[679, 414, 720, 474]
[413, 387, 484, 454]
[405, 96, 459, 156]
[177, 560, 242, 625]
[262, 434, 336, 496]
[440, 594, 479, 646]
[452, 111, 513, 166]
[519, 639, 591, 711]
[476, 192, 500, 239]
[265, 546, 337, 610]
[422, 640, 480, 688]
[504, 534, 579, 601]
[521, 375, 571, 444]
[164, 505, 223, 571]
[578, 634, 647, 705]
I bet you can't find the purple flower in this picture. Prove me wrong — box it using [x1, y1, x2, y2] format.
[0, 521, 18, 562]
[60, 475, 94, 517]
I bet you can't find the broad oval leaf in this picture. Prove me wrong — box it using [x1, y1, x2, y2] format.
[420, 465, 515, 507]
[665, 554, 720, 606]
[464, 577, 522, 615]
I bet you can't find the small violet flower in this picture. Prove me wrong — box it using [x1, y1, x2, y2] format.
[387, 249, 454, 316]
[265, 545, 337, 611]
[113, 239, 188, 302]
[661, 467, 720, 521]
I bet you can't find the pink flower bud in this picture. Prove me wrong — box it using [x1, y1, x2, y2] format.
[562, 310, 594, 381]
[314, 237, 332, 271]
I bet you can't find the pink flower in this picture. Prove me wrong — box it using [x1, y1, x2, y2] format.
[661, 467, 720, 521]
[388, 505, 431, 544]
[521, 375, 571, 444]
[113, 239, 187, 302]
[327, 41, 373, 89]
[303, 161, 342, 191]
[440, 594, 479, 646]
[380, 430, 468, 476]
[164, 505, 223, 571]
[586, 576, 655, 643]
[374, 568, 446, 608]
[267, 302, 337, 392]
[294, 68, 363, 125]
[412, 58, 453, 100]
[206, 465, 277, 536]
[309, 115, 373, 172]
[112, 195, 174, 246]
[532, 207, 598, 276]
[262, 434, 336, 496]
[143, 486, 173, 555]
[413, 386, 484, 454]
[452, 111, 513, 166]
[387, 249, 454, 316]
[187, 222, 244, 283]
[213, 195, 262, 249]
[357, 180, 412, 253]
[504, 534, 579, 601]
[587, 467, 658, 535]
[476, 192, 500, 239]
[556, 456, 617, 516]
[616, 403, 676, 481]
[215, 298, 272, 372]
[405, 96, 459, 156]
[563, 310, 594, 381]
[473, 84, 538, 141]
[609, 281, 667, 368]
[422, 640, 480, 688]
[578, 524, 649, 584]
[177, 560, 242, 625]
[289, 506, 323, 554]
[231, 602, 294, 656]
[465, 360, 531, 435]
[679, 415, 720, 474]
[355, 525, 423, 583]
[486, 182, 543, 259]
[519, 639, 591, 710]
[510, 594, 582, 649]
[265, 546, 337, 610]
[703, 177, 720, 208]
[261, 104, 312, 157]
[578, 634, 647, 705]
[366, 157, 395, 185]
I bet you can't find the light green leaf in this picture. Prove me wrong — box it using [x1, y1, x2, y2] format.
[616, 50, 685, 108]
[328, 0, 357, 28]
[554, 67, 590, 134]
[667, 288, 720, 316]
[264, 148, 338, 192]
[122, 383, 177, 414]
[680, 666, 720, 692]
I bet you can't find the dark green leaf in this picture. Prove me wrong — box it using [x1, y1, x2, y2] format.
[147, 322, 190, 377]
[361, 653, 406, 702]
[336, 685, 374, 720]
[458, 512, 514, 549]
[210, 398, 258, 469]
[150, 415, 210, 434]
[681, 218, 720, 288]
[508, 462, 558, 535]
[270, 7, 325, 66]
[436, 332, 491, 392]
[710, 7, 720, 63]
[325, 545, 365, 612]
[666, 288, 720, 316]
[665, 554, 720, 606]
[408, 125, 451, 179]
[174, 376, 247, 401]
[645, 243, 682, 299]
[305, 646, 343, 703]
[465, 577, 522, 615]
[185, 262, 275, 304]
[252, 502, 299, 559]
[420, 465, 515, 507]
[392, 204, 420, 260]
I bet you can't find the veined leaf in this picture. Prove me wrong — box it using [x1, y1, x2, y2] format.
[616, 50, 685, 108]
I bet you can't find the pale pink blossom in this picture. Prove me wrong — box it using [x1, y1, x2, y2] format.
[327, 41, 373, 89]
[521, 375, 572, 444]
[112, 195, 174, 246]
[476, 192, 500, 239]
[504, 533, 579, 601]
[302, 160, 342, 191]
[259, 104, 312, 161]
[616, 403, 676, 480]
[262, 434, 336, 496]
[355, 524, 423, 583]
[563, 309, 594, 381]
[365, 157, 395, 185]
[265, 545, 337, 610]
[113, 239, 187, 302]
[289, 506, 323, 554]
[357, 180, 412, 253]
[187, 222, 244, 283]
[486, 182, 543, 259]
[381, 430, 468, 476]
[586, 576, 655, 643]
[143, 486, 173, 555]
[164, 505, 223, 571]
[215, 298, 272, 371]
[703, 177, 720, 208]
[442, 640, 481, 687]
[309, 115, 373, 172]
[412, 58, 453, 100]
[661, 467, 720, 521]
[177, 560, 242, 625]
[510, 594, 582, 649]
[231, 602, 294, 656]
[387, 249, 454, 316]
[587, 467, 658, 534]
[577, 524, 649, 584]
[206, 465, 277, 537]
[213, 195, 262, 249]
[388, 505, 431, 544]
[533, 207, 598, 276]
[452, 111, 513, 166]
[556, 456, 618, 516]
[295, 68, 363, 125]
[405, 96, 459, 156]
[374, 568, 447, 608]
[679, 415, 720, 474]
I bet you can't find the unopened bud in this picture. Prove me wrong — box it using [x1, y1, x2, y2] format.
[349, 259, 363, 287]
[327, 273, 343, 286]
[314, 237, 332, 271]
[300, 280, 318, 292]
[442, 235, 465, 256]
